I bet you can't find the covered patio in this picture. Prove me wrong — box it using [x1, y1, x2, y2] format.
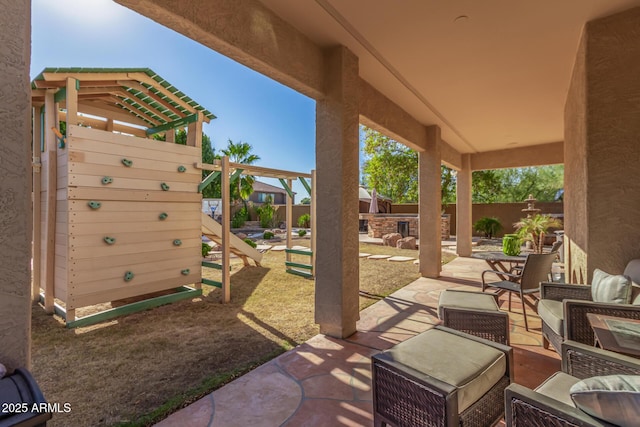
[155, 256, 560, 426]
[2, 0, 640, 424]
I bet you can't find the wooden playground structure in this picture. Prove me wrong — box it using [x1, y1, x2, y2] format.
[30, 68, 314, 328]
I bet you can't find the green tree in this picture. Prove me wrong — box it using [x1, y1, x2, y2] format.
[220, 139, 260, 212]
[361, 127, 456, 207]
[472, 166, 563, 203]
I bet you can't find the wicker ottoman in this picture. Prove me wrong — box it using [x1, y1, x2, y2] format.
[372, 326, 513, 427]
[438, 289, 510, 345]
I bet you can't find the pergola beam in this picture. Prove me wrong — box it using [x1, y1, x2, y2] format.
[195, 161, 311, 179]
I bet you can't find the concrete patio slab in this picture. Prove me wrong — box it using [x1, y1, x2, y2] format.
[387, 256, 415, 262]
[366, 254, 391, 260]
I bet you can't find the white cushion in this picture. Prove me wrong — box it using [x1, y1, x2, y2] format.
[591, 269, 632, 304]
[570, 375, 640, 427]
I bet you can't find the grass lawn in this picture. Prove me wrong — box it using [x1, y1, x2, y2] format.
[31, 239, 456, 426]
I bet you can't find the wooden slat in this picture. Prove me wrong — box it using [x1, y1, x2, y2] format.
[68, 200, 198, 213]
[68, 125, 200, 156]
[68, 273, 200, 309]
[68, 150, 200, 175]
[68, 137, 198, 165]
[68, 209, 201, 224]
[70, 246, 198, 270]
[69, 255, 199, 284]
[69, 229, 201, 247]
[69, 219, 196, 235]
[69, 238, 200, 259]
[43, 90, 57, 313]
[32, 106, 43, 301]
[69, 162, 199, 183]
[77, 101, 152, 129]
[68, 187, 201, 203]
[68, 174, 197, 192]
[196, 161, 312, 179]
[221, 156, 230, 303]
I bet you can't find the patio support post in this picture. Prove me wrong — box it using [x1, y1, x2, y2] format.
[0, 0, 32, 372]
[456, 154, 473, 257]
[418, 125, 442, 278]
[315, 45, 360, 338]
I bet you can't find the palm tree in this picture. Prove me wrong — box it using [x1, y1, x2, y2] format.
[514, 214, 563, 253]
[220, 139, 260, 213]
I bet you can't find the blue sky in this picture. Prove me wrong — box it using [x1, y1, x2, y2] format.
[31, 0, 318, 197]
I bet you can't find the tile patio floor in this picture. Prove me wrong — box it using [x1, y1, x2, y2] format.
[157, 256, 561, 426]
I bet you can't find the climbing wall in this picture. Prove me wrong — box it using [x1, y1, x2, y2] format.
[52, 125, 202, 311]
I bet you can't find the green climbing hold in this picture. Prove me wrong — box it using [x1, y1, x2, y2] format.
[181, 269, 190, 275]
[121, 158, 133, 167]
[103, 236, 116, 245]
[161, 182, 170, 191]
[101, 176, 113, 185]
[88, 201, 102, 209]
[124, 271, 135, 282]
[159, 212, 168, 220]
[177, 165, 187, 173]
[173, 239, 182, 246]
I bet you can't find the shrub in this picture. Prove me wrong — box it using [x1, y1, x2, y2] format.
[243, 238, 257, 248]
[231, 207, 247, 228]
[202, 243, 211, 257]
[263, 231, 274, 239]
[298, 229, 307, 237]
[256, 196, 275, 228]
[473, 217, 503, 238]
[297, 213, 311, 228]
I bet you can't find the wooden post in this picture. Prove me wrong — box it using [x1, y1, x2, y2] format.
[32, 106, 42, 301]
[165, 128, 175, 143]
[311, 170, 316, 275]
[43, 90, 57, 313]
[286, 178, 293, 262]
[66, 77, 79, 126]
[106, 118, 114, 132]
[186, 113, 202, 147]
[221, 156, 231, 303]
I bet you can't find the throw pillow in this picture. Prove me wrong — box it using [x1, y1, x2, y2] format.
[570, 375, 640, 427]
[591, 269, 632, 304]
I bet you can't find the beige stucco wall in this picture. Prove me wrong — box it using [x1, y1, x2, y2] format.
[565, 7, 640, 282]
[0, 1, 32, 372]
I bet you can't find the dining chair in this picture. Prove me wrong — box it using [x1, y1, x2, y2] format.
[482, 252, 557, 330]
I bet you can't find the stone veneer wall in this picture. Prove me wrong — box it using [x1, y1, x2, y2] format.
[360, 214, 450, 240]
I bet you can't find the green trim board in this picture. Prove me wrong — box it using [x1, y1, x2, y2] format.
[145, 113, 199, 135]
[202, 278, 222, 288]
[285, 248, 313, 256]
[54, 87, 66, 103]
[278, 178, 294, 199]
[298, 177, 311, 195]
[65, 286, 202, 329]
[202, 261, 230, 271]
[198, 171, 221, 193]
[286, 268, 313, 279]
[38, 294, 67, 319]
[229, 168, 244, 183]
[285, 261, 313, 270]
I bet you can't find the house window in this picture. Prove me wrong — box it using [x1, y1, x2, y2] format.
[257, 193, 276, 203]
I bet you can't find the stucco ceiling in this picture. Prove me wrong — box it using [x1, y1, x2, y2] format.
[259, 0, 640, 154]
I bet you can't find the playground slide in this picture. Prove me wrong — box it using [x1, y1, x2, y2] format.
[201, 213, 263, 266]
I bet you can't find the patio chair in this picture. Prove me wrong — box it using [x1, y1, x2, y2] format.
[538, 258, 640, 353]
[505, 340, 640, 426]
[482, 252, 556, 331]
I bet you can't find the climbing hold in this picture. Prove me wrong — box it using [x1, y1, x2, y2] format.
[124, 271, 135, 282]
[121, 158, 133, 167]
[173, 239, 182, 246]
[161, 182, 170, 191]
[101, 176, 113, 185]
[103, 236, 116, 245]
[87, 201, 102, 210]
[181, 269, 190, 275]
[177, 165, 187, 173]
[159, 212, 168, 220]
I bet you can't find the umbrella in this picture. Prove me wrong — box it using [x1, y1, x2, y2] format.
[369, 188, 379, 213]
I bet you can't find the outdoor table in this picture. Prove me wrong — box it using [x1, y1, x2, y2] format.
[472, 251, 528, 280]
[586, 313, 640, 357]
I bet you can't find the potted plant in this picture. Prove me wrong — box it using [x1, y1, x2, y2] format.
[514, 214, 563, 254]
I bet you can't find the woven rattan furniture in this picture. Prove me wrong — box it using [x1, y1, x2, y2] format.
[371, 326, 513, 427]
[438, 289, 510, 345]
[482, 252, 557, 331]
[538, 259, 640, 354]
[505, 340, 640, 426]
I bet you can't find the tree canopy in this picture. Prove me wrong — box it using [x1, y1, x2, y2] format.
[360, 126, 564, 204]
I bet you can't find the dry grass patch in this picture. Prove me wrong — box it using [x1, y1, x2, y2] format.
[31, 239, 454, 426]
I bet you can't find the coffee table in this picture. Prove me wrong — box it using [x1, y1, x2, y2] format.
[586, 313, 640, 357]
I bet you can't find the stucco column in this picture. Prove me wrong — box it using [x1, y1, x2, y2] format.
[456, 154, 473, 257]
[0, 1, 32, 372]
[315, 46, 360, 338]
[564, 7, 640, 282]
[418, 126, 442, 277]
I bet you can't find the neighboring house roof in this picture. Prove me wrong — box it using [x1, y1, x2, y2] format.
[31, 67, 216, 130]
[252, 180, 295, 195]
